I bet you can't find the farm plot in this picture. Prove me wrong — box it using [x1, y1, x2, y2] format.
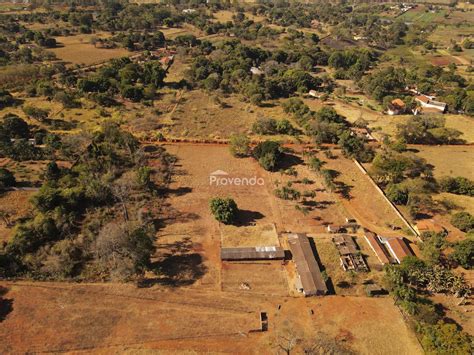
[162, 90, 291, 139]
[0, 280, 423, 354]
[51, 33, 130, 66]
[221, 262, 289, 296]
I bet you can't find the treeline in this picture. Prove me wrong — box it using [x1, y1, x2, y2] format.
[0, 123, 174, 281]
[75, 56, 167, 104]
[362, 65, 473, 115]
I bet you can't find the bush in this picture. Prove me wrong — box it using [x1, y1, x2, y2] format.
[420, 322, 472, 355]
[450, 239, 473, 269]
[439, 176, 474, 197]
[451, 212, 474, 232]
[386, 184, 409, 205]
[0, 168, 15, 189]
[229, 134, 251, 157]
[209, 197, 238, 224]
[253, 140, 283, 171]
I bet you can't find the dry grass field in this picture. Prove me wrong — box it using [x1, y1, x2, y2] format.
[162, 90, 292, 139]
[0, 281, 423, 354]
[0, 190, 33, 243]
[321, 150, 407, 236]
[220, 223, 279, 247]
[414, 145, 474, 180]
[51, 33, 131, 65]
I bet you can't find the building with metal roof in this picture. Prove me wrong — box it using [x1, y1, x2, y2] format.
[287, 234, 328, 296]
[220, 246, 285, 261]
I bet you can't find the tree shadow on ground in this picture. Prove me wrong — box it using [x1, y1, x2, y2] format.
[0, 286, 13, 322]
[335, 181, 353, 200]
[166, 186, 193, 197]
[235, 209, 264, 226]
[277, 153, 304, 170]
[142, 253, 207, 288]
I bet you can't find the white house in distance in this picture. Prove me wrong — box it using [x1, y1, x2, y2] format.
[250, 67, 264, 76]
[414, 94, 447, 114]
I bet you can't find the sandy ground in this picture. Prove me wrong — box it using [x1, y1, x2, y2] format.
[0, 281, 423, 354]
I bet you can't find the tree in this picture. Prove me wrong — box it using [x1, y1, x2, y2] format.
[421, 322, 472, 355]
[253, 140, 283, 171]
[209, 197, 238, 224]
[229, 134, 251, 157]
[2, 114, 29, 138]
[386, 184, 409, 205]
[0, 168, 15, 189]
[450, 239, 473, 269]
[451, 212, 474, 232]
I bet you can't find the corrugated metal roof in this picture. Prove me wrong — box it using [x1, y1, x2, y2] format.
[364, 231, 391, 265]
[386, 238, 413, 263]
[287, 234, 327, 296]
[220, 246, 285, 261]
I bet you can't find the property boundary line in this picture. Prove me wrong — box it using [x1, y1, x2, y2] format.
[352, 159, 421, 239]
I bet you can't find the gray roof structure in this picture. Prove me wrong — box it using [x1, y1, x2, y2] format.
[220, 246, 285, 261]
[287, 234, 328, 296]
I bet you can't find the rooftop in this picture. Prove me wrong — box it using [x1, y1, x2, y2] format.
[220, 246, 285, 261]
[287, 233, 328, 296]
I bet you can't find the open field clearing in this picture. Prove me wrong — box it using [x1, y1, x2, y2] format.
[414, 145, 474, 180]
[221, 262, 289, 296]
[434, 193, 474, 216]
[0, 190, 33, 243]
[221, 223, 279, 247]
[0, 281, 423, 354]
[162, 91, 292, 139]
[51, 33, 131, 65]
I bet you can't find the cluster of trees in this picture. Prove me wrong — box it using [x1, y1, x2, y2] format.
[362, 64, 473, 115]
[0, 167, 15, 190]
[76, 57, 167, 103]
[396, 116, 464, 145]
[384, 257, 471, 354]
[0, 123, 173, 281]
[329, 48, 377, 80]
[439, 176, 473, 197]
[0, 113, 53, 161]
[186, 40, 326, 105]
[252, 117, 297, 136]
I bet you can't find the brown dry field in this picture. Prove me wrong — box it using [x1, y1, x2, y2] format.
[51, 33, 131, 65]
[0, 281, 422, 354]
[321, 150, 407, 236]
[414, 145, 474, 180]
[0, 145, 422, 352]
[161, 90, 292, 140]
[0, 190, 33, 243]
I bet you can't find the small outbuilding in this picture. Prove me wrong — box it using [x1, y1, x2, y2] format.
[220, 246, 285, 261]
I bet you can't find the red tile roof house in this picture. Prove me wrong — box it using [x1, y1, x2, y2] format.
[387, 98, 406, 115]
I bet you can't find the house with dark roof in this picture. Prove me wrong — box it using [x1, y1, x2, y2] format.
[287, 233, 328, 296]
